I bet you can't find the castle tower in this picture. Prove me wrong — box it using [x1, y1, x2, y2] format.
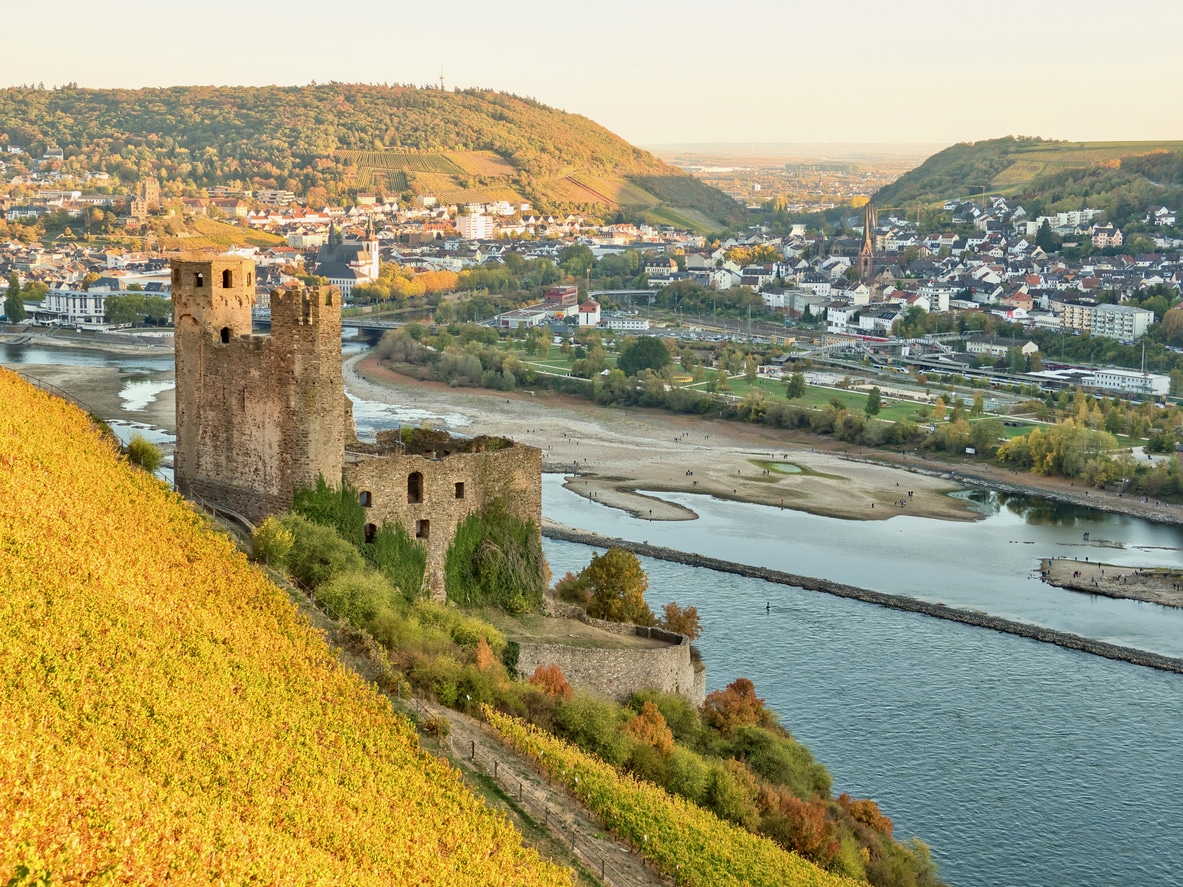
[858, 203, 876, 281]
[172, 254, 346, 520]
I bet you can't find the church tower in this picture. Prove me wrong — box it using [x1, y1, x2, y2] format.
[858, 203, 876, 281]
[365, 216, 380, 279]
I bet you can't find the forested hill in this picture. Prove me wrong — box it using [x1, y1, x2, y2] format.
[0, 83, 745, 230]
[874, 136, 1183, 227]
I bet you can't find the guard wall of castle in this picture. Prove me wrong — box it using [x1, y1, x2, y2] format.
[517, 630, 704, 705]
[344, 443, 542, 598]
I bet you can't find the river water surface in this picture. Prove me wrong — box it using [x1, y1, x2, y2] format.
[542, 481, 1183, 887]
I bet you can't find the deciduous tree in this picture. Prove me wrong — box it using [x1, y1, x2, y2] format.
[618, 337, 670, 377]
[4, 273, 27, 322]
[660, 601, 702, 639]
[786, 372, 806, 400]
[864, 386, 881, 417]
[582, 547, 655, 626]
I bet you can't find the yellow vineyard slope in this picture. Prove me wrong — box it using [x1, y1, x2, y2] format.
[0, 368, 570, 886]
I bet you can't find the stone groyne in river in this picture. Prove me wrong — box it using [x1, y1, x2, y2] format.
[543, 524, 1183, 676]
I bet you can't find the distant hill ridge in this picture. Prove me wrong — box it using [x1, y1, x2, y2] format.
[0, 83, 744, 230]
[874, 136, 1183, 227]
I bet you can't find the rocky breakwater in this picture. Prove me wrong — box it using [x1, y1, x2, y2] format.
[543, 523, 1183, 676]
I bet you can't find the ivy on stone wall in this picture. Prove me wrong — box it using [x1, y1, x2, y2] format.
[292, 475, 427, 596]
[444, 500, 546, 614]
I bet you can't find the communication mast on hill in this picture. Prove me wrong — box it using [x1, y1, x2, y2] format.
[439, 67, 445, 91]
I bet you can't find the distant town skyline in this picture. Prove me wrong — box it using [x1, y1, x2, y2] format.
[5, 0, 1181, 149]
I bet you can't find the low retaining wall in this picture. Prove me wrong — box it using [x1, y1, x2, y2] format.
[532, 594, 705, 704]
[543, 525, 1183, 676]
[517, 637, 704, 706]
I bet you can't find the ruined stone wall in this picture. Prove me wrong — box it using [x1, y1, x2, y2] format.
[173, 256, 346, 522]
[517, 633, 704, 705]
[343, 443, 542, 597]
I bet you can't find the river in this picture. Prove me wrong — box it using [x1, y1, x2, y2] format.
[545, 532, 1183, 887]
[6, 340, 1183, 885]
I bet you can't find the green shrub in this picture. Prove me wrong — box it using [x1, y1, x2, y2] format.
[126, 434, 162, 473]
[665, 745, 711, 804]
[501, 640, 520, 679]
[279, 513, 365, 590]
[364, 521, 427, 597]
[728, 725, 832, 800]
[410, 601, 506, 652]
[553, 696, 631, 767]
[315, 570, 401, 628]
[292, 475, 367, 546]
[704, 761, 759, 829]
[411, 654, 464, 706]
[444, 502, 546, 613]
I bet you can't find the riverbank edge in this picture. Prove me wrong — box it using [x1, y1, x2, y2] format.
[542, 523, 1183, 676]
[838, 453, 1183, 529]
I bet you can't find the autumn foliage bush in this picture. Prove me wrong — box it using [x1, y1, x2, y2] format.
[527, 664, 575, 700]
[0, 369, 570, 886]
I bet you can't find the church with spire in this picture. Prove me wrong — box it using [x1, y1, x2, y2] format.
[858, 202, 877, 281]
[313, 219, 380, 299]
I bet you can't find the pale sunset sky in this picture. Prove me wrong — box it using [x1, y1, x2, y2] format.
[5, 0, 1181, 148]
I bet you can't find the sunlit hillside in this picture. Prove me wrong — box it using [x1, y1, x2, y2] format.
[0, 368, 571, 886]
[0, 84, 747, 230]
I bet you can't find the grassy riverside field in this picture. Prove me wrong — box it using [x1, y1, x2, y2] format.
[0, 368, 570, 886]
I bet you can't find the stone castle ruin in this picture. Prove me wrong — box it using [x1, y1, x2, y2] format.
[172, 254, 540, 597]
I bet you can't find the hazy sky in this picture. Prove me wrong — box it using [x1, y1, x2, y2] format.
[6, 0, 1181, 148]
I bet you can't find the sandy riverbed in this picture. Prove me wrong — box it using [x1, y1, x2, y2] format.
[347, 354, 975, 523]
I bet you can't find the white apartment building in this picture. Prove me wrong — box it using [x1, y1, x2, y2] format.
[600, 316, 650, 332]
[458, 213, 494, 240]
[39, 288, 109, 326]
[1058, 302, 1153, 342]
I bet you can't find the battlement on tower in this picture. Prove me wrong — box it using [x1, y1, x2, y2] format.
[172, 255, 348, 521]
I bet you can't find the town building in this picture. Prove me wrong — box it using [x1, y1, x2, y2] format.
[457, 213, 494, 240]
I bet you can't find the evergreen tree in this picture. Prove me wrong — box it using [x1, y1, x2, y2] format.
[1035, 219, 1056, 252]
[864, 386, 882, 417]
[4, 273, 27, 322]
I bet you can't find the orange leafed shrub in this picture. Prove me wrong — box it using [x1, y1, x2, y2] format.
[474, 637, 497, 671]
[839, 793, 894, 838]
[701, 677, 774, 735]
[769, 795, 841, 867]
[0, 368, 570, 887]
[527, 664, 574, 700]
[625, 701, 674, 754]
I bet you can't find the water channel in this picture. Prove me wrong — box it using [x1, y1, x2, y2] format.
[6, 339, 1183, 885]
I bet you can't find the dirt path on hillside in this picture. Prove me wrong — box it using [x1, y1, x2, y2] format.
[423, 700, 666, 887]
